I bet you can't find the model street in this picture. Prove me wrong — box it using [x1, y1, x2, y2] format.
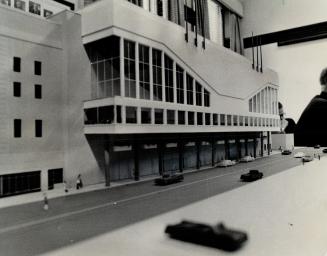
[0, 149, 321, 256]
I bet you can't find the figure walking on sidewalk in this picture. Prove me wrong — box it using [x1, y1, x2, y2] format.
[43, 192, 49, 211]
[76, 174, 83, 190]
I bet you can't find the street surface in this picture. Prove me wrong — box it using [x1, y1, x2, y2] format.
[0, 148, 322, 256]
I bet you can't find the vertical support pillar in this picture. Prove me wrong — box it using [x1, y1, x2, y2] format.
[253, 136, 257, 158]
[149, 46, 154, 101]
[173, 61, 177, 103]
[161, 51, 166, 102]
[104, 137, 114, 187]
[196, 140, 201, 169]
[267, 131, 271, 155]
[261, 132, 264, 157]
[211, 137, 216, 167]
[225, 138, 230, 159]
[178, 138, 184, 172]
[133, 141, 140, 181]
[158, 142, 164, 175]
[120, 37, 125, 97]
[245, 138, 248, 156]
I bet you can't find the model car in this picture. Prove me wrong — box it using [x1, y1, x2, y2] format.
[240, 156, 255, 162]
[165, 220, 248, 252]
[323, 148, 327, 153]
[154, 172, 184, 185]
[303, 155, 314, 162]
[281, 149, 292, 155]
[240, 169, 263, 182]
[216, 160, 236, 167]
[314, 144, 320, 149]
[294, 152, 305, 158]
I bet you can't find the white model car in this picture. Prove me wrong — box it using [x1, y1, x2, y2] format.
[217, 160, 236, 167]
[240, 156, 255, 162]
[294, 152, 305, 158]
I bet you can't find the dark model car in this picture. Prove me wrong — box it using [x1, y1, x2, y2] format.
[165, 220, 248, 252]
[154, 172, 184, 186]
[240, 170, 263, 182]
[281, 149, 292, 155]
[323, 148, 327, 153]
[302, 155, 314, 162]
[314, 144, 321, 149]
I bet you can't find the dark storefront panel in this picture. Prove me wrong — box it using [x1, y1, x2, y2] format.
[229, 141, 238, 160]
[48, 168, 63, 190]
[139, 147, 159, 176]
[215, 143, 225, 162]
[110, 150, 134, 181]
[163, 146, 179, 173]
[248, 140, 255, 157]
[200, 143, 211, 167]
[0, 171, 41, 198]
[183, 143, 197, 170]
[240, 141, 246, 157]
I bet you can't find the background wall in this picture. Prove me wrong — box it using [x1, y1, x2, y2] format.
[241, 0, 327, 122]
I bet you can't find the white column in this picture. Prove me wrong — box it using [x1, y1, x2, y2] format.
[183, 71, 187, 104]
[135, 42, 140, 99]
[161, 51, 166, 102]
[151, 108, 155, 125]
[114, 105, 117, 124]
[193, 79, 196, 106]
[122, 105, 126, 124]
[120, 37, 125, 97]
[149, 47, 154, 101]
[162, 0, 168, 19]
[41, 169, 48, 191]
[137, 107, 141, 124]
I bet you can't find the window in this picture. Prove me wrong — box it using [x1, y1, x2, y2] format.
[196, 82, 202, 106]
[126, 107, 137, 123]
[14, 119, 21, 138]
[29, 1, 40, 15]
[34, 61, 41, 76]
[116, 106, 122, 123]
[220, 114, 225, 125]
[157, 0, 163, 16]
[178, 111, 185, 125]
[127, 0, 143, 7]
[188, 112, 195, 125]
[245, 116, 249, 126]
[204, 89, 210, 107]
[124, 40, 136, 98]
[197, 112, 203, 125]
[13, 57, 21, 72]
[233, 115, 238, 126]
[152, 49, 162, 101]
[13, 82, 21, 97]
[249, 98, 253, 112]
[164, 55, 174, 102]
[99, 106, 114, 124]
[155, 109, 164, 124]
[167, 110, 175, 124]
[1, 0, 11, 6]
[239, 116, 244, 126]
[86, 36, 121, 99]
[186, 74, 193, 105]
[15, 0, 25, 11]
[44, 9, 53, 17]
[35, 120, 42, 137]
[227, 115, 232, 126]
[34, 84, 42, 99]
[205, 113, 211, 125]
[139, 45, 150, 100]
[48, 169, 63, 190]
[141, 108, 151, 124]
[213, 114, 218, 125]
[176, 65, 184, 104]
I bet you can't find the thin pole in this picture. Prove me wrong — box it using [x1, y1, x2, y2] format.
[251, 32, 254, 69]
[184, 0, 188, 42]
[194, 0, 198, 46]
[256, 36, 259, 72]
[260, 37, 263, 73]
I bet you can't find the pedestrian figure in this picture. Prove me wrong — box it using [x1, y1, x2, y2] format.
[319, 154, 321, 160]
[64, 180, 68, 193]
[76, 174, 83, 189]
[302, 158, 305, 165]
[43, 193, 49, 211]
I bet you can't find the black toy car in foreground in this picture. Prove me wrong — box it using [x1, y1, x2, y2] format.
[154, 172, 184, 185]
[165, 220, 248, 251]
[281, 149, 292, 155]
[240, 170, 263, 182]
[323, 148, 327, 153]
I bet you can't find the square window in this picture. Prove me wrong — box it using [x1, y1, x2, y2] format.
[14, 119, 21, 138]
[155, 109, 164, 124]
[34, 61, 41, 75]
[13, 57, 21, 72]
[13, 82, 21, 97]
[205, 113, 211, 125]
[35, 119, 42, 137]
[167, 110, 175, 124]
[197, 112, 203, 125]
[35, 84, 42, 99]
[178, 111, 185, 125]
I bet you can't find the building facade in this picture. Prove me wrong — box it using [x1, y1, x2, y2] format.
[0, 0, 279, 197]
